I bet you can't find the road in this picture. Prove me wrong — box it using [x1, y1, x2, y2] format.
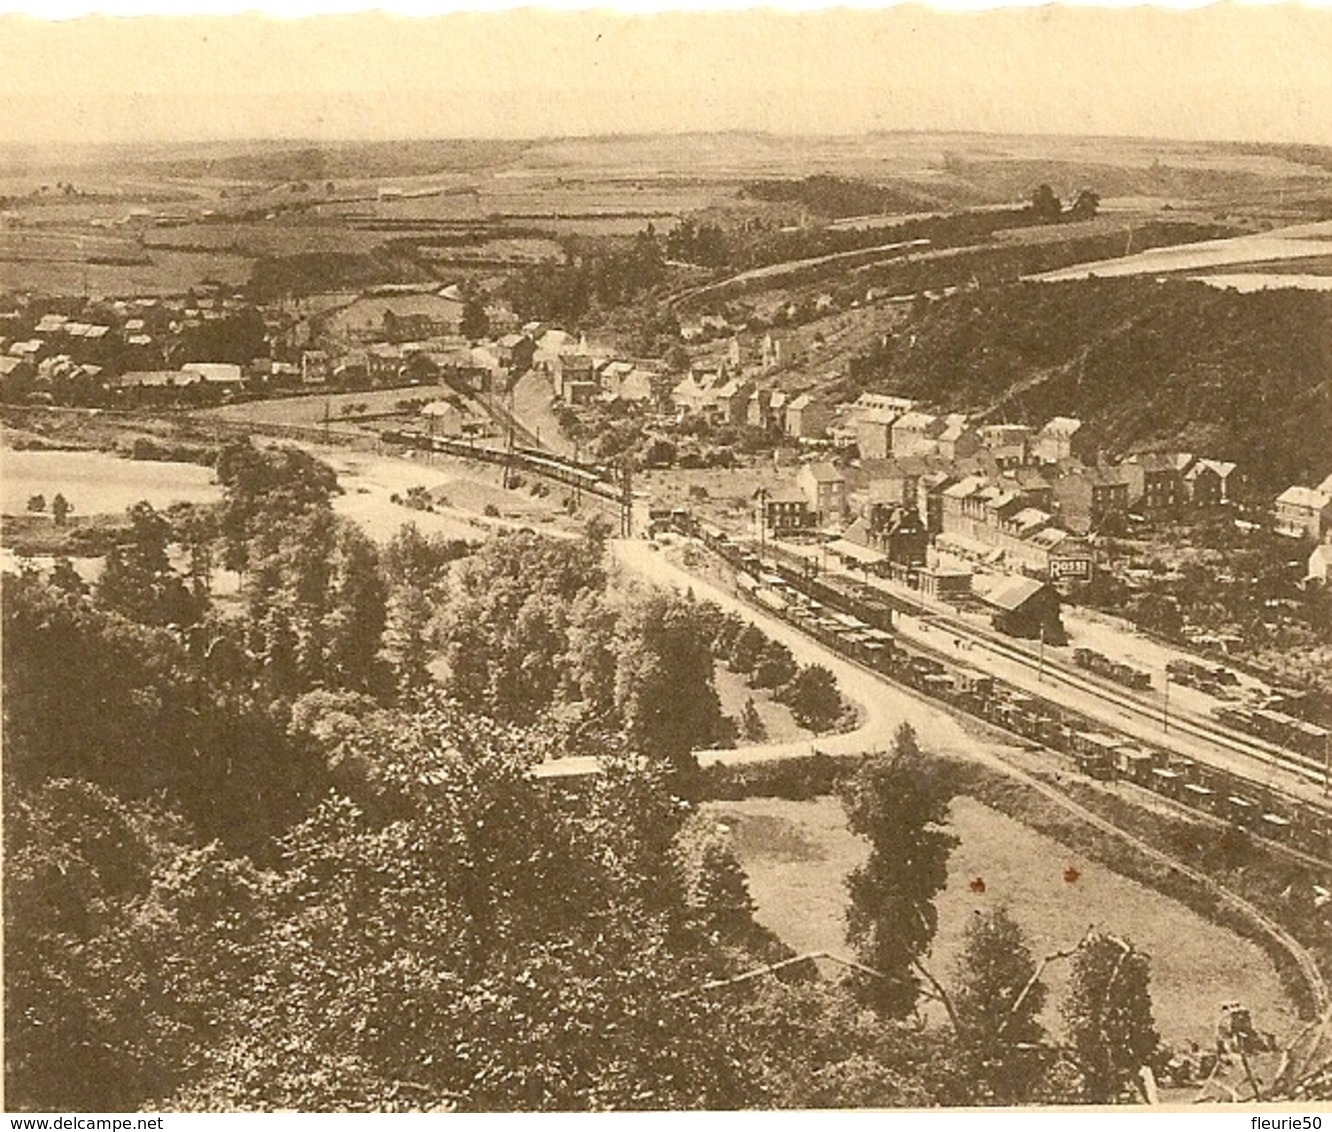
[534, 538, 981, 779]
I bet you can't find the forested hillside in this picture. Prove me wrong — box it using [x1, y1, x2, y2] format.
[850, 279, 1332, 491]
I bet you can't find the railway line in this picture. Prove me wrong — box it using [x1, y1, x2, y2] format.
[674, 518, 1332, 861]
[923, 610, 1331, 791]
[753, 535, 1332, 795]
[380, 427, 626, 505]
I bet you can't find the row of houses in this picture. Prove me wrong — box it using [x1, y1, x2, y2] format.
[751, 436, 1237, 587]
[670, 364, 834, 439]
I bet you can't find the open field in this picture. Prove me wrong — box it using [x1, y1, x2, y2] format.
[0, 447, 220, 516]
[0, 227, 252, 294]
[1033, 218, 1332, 284]
[707, 792, 1300, 1049]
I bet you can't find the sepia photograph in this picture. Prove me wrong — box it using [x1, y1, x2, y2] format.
[2, 1, 1332, 1114]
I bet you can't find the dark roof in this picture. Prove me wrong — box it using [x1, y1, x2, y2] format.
[977, 575, 1051, 612]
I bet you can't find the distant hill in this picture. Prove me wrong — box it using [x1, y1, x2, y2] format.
[133, 139, 534, 183]
[852, 278, 1332, 492]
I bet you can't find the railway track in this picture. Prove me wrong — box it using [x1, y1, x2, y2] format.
[926, 613, 1331, 791]
[757, 538, 1330, 795]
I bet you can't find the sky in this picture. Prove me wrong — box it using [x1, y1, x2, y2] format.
[2, 4, 1332, 147]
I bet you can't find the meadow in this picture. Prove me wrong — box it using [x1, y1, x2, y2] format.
[706, 792, 1300, 1050]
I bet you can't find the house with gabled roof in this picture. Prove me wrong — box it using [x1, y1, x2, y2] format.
[891, 410, 943, 458]
[784, 392, 830, 440]
[1275, 485, 1332, 540]
[797, 461, 847, 524]
[1033, 416, 1091, 464]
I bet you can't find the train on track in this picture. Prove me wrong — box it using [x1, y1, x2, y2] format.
[1072, 647, 1153, 691]
[679, 515, 1332, 862]
[381, 428, 622, 502]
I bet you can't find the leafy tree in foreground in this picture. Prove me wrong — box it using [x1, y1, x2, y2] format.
[1062, 932, 1161, 1103]
[841, 723, 958, 1018]
[614, 590, 725, 783]
[951, 906, 1048, 1104]
[779, 663, 843, 732]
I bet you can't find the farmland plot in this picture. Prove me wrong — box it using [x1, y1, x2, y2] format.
[707, 793, 1299, 1049]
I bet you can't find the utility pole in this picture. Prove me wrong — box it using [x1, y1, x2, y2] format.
[1163, 668, 1170, 734]
[1037, 624, 1046, 684]
[620, 457, 633, 538]
[757, 487, 769, 565]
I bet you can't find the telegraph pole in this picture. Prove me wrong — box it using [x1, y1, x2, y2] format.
[620, 457, 633, 538]
[757, 487, 769, 565]
[1162, 668, 1170, 734]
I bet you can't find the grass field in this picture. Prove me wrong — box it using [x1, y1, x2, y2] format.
[0, 447, 220, 516]
[705, 793, 1300, 1049]
[0, 227, 252, 295]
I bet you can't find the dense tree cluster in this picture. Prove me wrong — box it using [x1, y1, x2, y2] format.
[503, 230, 666, 324]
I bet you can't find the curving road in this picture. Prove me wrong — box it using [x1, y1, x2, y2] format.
[531, 538, 1332, 1032]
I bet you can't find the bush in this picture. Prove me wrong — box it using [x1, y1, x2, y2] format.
[698, 751, 857, 801]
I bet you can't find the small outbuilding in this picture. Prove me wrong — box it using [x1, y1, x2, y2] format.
[975, 574, 1065, 643]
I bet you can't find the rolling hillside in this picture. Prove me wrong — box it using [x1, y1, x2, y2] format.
[852, 278, 1332, 492]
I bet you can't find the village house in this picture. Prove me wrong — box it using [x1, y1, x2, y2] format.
[419, 399, 466, 437]
[671, 369, 720, 417]
[974, 575, 1066, 642]
[496, 333, 536, 373]
[935, 417, 981, 462]
[599, 361, 656, 405]
[891, 411, 943, 458]
[366, 343, 404, 384]
[712, 378, 754, 426]
[754, 485, 813, 537]
[762, 332, 803, 371]
[1275, 485, 1332, 540]
[555, 354, 597, 403]
[332, 352, 370, 388]
[1121, 452, 1186, 518]
[747, 388, 787, 431]
[301, 350, 330, 386]
[977, 423, 1033, 467]
[797, 461, 847, 525]
[859, 503, 929, 566]
[1184, 458, 1238, 506]
[1051, 465, 1131, 534]
[785, 392, 831, 440]
[919, 471, 956, 535]
[999, 465, 1054, 511]
[1308, 537, 1332, 584]
[1032, 416, 1092, 465]
[855, 406, 902, 460]
[181, 362, 244, 390]
[0, 354, 35, 398]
